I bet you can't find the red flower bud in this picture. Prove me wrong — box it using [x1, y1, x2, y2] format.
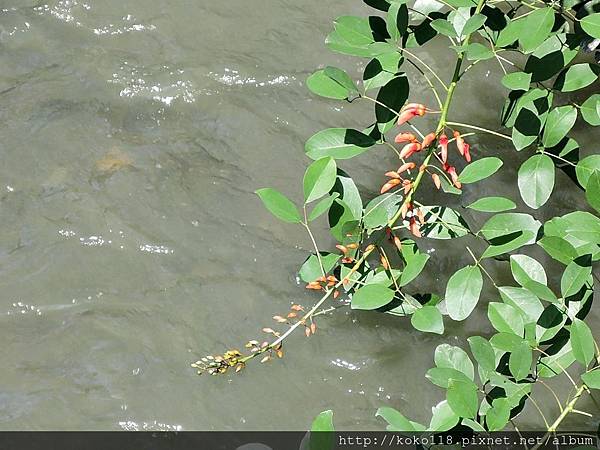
[453, 131, 465, 156]
[393, 236, 402, 252]
[439, 134, 449, 163]
[431, 173, 441, 190]
[463, 143, 471, 163]
[409, 217, 422, 238]
[397, 109, 417, 126]
[385, 171, 401, 179]
[398, 162, 416, 173]
[336, 244, 348, 254]
[400, 143, 421, 159]
[394, 132, 417, 144]
[380, 178, 401, 194]
[421, 132, 436, 149]
[401, 201, 412, 219]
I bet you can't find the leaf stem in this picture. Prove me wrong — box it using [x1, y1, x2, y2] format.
[446, 121, 512, 140]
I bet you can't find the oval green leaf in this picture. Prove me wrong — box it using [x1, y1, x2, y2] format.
[411, 305, 444, 334]
[256, 188, 301, 223]
[303, 157, 337, 203]
[351, 284, 395, 310]
[445, 265, 483, 321]
[518, 154, 555, 209]
[466, 196, 516, 213]
[458, 157, 503, 184]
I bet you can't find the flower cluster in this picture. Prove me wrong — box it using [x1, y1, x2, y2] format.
[378, 103, 476, 238]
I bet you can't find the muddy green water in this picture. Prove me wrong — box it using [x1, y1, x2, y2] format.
[0, 0, 598, 431]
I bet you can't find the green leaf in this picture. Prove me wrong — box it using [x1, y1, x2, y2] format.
[334, 16, 376, 46]
[461, 418, 485, 432]
[435, 344, 475, 380]
[585, 171, 600, 213]
[496, 18, 524, 47]
[510, 254, 557, 302]
[510, 254, 546, 284]
[256, 188, 301, 223]
[518, 154, 555, 209]
[326, 30, 392, 57]
[299, 253, 341, 283]
[501, 72, 531, 91]
[561, 258, 592, 298]
[480, 213, 541, 258]
[468, 336, 496, 371]
[387, 3, 409, 40]
[311, 410, 334, 431]
[429, 400, 460, 432]
[307, 68, 357, 100]
[363, 193, 402, 230]
[375, 76, 409, 124]
[461, 13, 487, 36]
[426, 367, 471, 388]
[460, 43, 494, 60]
[458, 157, 503, 184]
[542, 106, 577, 148]
[375, 407, 426, 431]
[490, 332, 525, 352]
[399, 252, 429, 286]
[538, 236, 578, 265]
[582, 370, 600, 389]
[499, 286, 544, 324]
[570, 318, 595, 366]
[576, 155, 600, 189]
[309, 193, 340, 221]
[444, 265, 483, 321]
[554, 64, 599, 92]
[486, 398, 511, 431]
[445, 0, 477, 6]
[447, 379, 479, 418]
[411, 306, 444, 334]
[351, 284, 395, 310]
[431, 19, 457, 37]
[519, 8, 554, 53]
[305, 128, 376, 160]
[538, 341, 575, 378]
[550, 207, 600, 254]
[304, 157, 337, 203]
[581, 13, 600, 39]
[509, 340, 532, 381]
[363, 53, 403, 91]
[466, 196, 516, 213]
[581, 94, 600, 126]
[310, 410, 334, 450]
[488, 302, 524, 335]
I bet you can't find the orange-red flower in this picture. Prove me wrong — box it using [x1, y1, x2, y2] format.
[453, 131, 466, 156]
[398, 162, 416, 173]
[421, 132, 436, 149]
[400, 142, 422, 159]
[439, 134, 449, 163]
[463, 143, 472, 162]
[409, 217, 422, 238]
[397, 103, 427, 125]
[381, 178, 401, 194]
[394, 132, 417, 144]
[446, 165, 462, 189]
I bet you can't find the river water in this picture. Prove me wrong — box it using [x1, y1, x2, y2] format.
[0, 0, 598, 431]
